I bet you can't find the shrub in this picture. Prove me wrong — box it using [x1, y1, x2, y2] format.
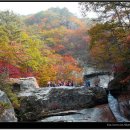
[0, 73, 20, 109]
[0, 102, 11, 115]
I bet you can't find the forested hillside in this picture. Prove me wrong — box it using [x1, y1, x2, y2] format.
[0, 8, 91, 86]
[79, 2, 130, 85]
[1, 3, 130, 124]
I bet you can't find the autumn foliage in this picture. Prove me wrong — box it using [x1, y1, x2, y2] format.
[0, 9, 88, 86]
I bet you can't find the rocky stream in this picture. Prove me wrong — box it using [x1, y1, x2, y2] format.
[0, 72, 130, 122]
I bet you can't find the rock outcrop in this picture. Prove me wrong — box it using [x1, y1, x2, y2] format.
[107, 70, 130, 99]
[108, 71, 130, 91]
[108, 92, 129, 122]
[20, 77, 39, 90]
[18, 86, 107, 121]
[39, 104, 116, 122]
[118, 91, 130, 121]
[9, 77, 39, 92]
[84, 72, 111, 79]
[0, 90, 17, 122]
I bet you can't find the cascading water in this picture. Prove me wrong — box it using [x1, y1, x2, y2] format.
[85, 67, 129, 122]
[108, 91, 129, 122]
[100, 74, 129, 122]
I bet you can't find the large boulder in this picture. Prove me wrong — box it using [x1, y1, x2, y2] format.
[108, 71, 130, 90]
[18, 86, 107, 121]
[108, 71, 130, 98]
[9, 77, 39, 92]
[89, 87, 108, 104]
[0, 90, 17, 122]
[20, 77, 39, 90]
[84, 72, 111, 79]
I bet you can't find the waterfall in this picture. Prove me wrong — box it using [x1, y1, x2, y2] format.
[108, 91, 129, 122]
[84, 67, 129, 122]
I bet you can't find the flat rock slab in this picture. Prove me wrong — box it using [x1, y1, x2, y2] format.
[39, 104, 116, 122]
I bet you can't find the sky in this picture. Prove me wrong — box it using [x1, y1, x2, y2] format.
[0, 2, 97, 18]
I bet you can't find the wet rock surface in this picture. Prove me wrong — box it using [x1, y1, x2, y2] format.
[108, 92, 129, 122]
[39, 104, 116, 122]
[108, 90, 130, 122]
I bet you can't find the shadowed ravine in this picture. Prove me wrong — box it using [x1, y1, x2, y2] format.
[108, 92, 129, 122]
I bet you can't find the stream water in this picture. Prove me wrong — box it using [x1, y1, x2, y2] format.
[85, 67, 129, 122]
[108, 92, 129, 122]
[20, 67, 129, 122]
[99, 74, 129, 122]
[40, 74, 129, 122]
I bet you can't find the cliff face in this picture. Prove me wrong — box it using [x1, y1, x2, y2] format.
[108, 69, 130, 122]
[108, 70, 130, 91]
[118, 91, 130, 121]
